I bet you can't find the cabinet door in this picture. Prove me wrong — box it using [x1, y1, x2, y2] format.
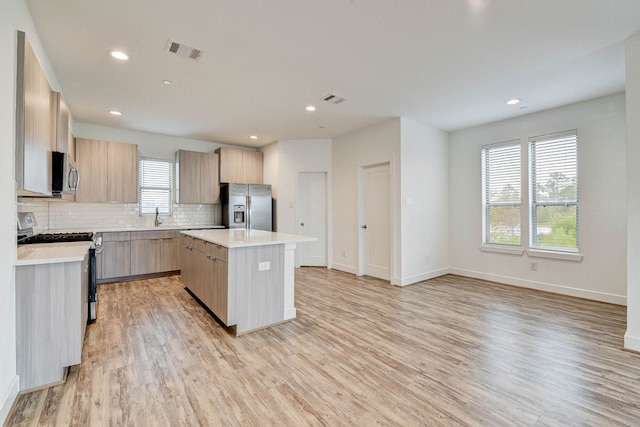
[200, 152, 219, 203]
[217, 148, 243, 184]
[75, 139, 109, 202]
[108, 141, 138, 203]
[180, 241, 194, 289]
[176, 150, 200, 203]
[130, 239, 158, 275]
[212, 259, 229, 324]
[16, 32, 52, 196]
[242, 150, 263, 184]
[160, 238, 180, 271]
[100, 240, 131, 279]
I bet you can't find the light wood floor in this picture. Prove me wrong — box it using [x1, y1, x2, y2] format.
[6, 269, 640, 426]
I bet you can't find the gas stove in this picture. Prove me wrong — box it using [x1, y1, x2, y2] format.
[19, 231, 94, 245]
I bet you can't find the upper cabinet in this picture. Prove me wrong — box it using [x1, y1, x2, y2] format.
[75, 138, 138, 203]
[216, 147, 263, 184]
[51, 92, 69, 154]
[175, 150, 219, 204]
[15, 31, 53, 196]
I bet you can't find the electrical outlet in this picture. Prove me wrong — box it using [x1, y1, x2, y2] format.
[530, 262, 538, 271]
[341, 250, 346, 257]
[425, 256, 429, 264]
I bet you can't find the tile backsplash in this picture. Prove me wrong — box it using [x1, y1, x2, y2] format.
[18, 200, 220, 231]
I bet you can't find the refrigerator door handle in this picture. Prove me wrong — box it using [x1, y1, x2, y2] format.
[246, 195, 251, 230]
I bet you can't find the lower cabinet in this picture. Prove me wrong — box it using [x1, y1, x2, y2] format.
[97, 232, 130, 280]
[15, 253, 89, 391]
[98, 230, 180, 282]
[181, 236, 230, 324]
[130, 230, 180, 275]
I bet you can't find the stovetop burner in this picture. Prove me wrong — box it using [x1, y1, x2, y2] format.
[19, 232, 94, 245]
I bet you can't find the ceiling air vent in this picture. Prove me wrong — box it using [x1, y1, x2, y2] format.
[322, 94, 346, 104]
[166, 39, 203, 61]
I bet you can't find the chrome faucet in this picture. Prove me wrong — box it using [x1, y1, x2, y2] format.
[154, 207, 163, 227]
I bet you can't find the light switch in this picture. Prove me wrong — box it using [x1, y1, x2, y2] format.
[258, 261, 271, 271]
[405, 197, 413, 206]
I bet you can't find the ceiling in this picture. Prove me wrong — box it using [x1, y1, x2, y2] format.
[25, 0, 640, 148]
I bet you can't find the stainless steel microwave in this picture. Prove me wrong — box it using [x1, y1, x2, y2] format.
[52, 151, 79, 196]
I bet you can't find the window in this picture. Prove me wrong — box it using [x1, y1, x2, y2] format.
[138, 158, 173, 215]
[529, 131, 578, 251]
[482, 141, 521, 246]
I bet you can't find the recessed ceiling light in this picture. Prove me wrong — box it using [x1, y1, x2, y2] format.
[250, 135, 258, 140]
[109, 50, 129, 61]
[108, 110, 122, 116]
[163, 80, 172, 85]
[305, 105, 316, 112]
[506, 98, 521, 105]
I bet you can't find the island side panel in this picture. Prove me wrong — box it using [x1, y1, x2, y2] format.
[228, 244, 285, 334]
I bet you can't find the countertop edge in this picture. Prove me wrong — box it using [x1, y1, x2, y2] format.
[181, 229, 317, 248]
[16, 242, 91, 266]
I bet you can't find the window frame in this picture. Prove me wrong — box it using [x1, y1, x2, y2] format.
[138, 157, 173, 216]
[481, 140, 523, 248]
[528, 130, 579, 253]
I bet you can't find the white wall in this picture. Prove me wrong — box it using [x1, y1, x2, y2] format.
[625, 33, 640, 351]
[399, 118, 450, 284]
[332, 118, 401, 278]
[449, 93, 627, 304]
[260, 139, 332, 265]
[272, 140, 332, 234]
[1, 0, 61, 422]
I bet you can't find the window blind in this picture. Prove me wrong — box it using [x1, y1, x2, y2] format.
[482, 141, 521, 245]
[139, 158, 173, 215]
[529, 131, 578, 250]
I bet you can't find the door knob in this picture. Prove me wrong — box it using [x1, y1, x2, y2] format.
[300, 222, 304, 226]
[361, 225, 367, 229]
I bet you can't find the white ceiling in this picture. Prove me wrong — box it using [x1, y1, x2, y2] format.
[25, 0, 640, 148]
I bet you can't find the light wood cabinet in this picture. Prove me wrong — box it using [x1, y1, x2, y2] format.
[97, 232, 131, 280]
[216, 147, 263, 184]
[15, 31, 53, 196]
[175, 150, 219, 204]
[75, 138, 137, 203]
[242, 150, 263, 184]
[130, 230, 180, 275]
[16, 253, 89, 391]
[108, 141, 138, 203]
[75, 139, 108, 202]
[52, 91, 69, 154]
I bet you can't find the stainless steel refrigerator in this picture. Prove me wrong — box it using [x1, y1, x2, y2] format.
[221, 183, 272, 231]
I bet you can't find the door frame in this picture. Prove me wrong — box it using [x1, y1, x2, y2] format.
[295, 169, 331, 268]
[358, 162, 392, 280]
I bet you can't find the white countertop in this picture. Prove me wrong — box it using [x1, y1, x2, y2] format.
[16, 241, 91, 266]
[181, 229, 316, 248]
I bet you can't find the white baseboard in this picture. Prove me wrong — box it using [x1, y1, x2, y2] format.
[624, 333, 640, 352]
[331, 263, 357, 275]
[449, 268, 627, 305]
[394, 268, 450, 287]
[0, 375, 19, 426]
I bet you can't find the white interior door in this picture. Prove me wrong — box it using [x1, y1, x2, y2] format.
[361, 163, 390, 280]
[297, 172, 327, 266]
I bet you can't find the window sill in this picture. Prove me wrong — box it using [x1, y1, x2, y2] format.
[527, 249, 583, 262]
[480, 245, 525, 256]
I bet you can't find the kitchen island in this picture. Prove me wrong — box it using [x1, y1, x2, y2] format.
[180, 229, 315, 334]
